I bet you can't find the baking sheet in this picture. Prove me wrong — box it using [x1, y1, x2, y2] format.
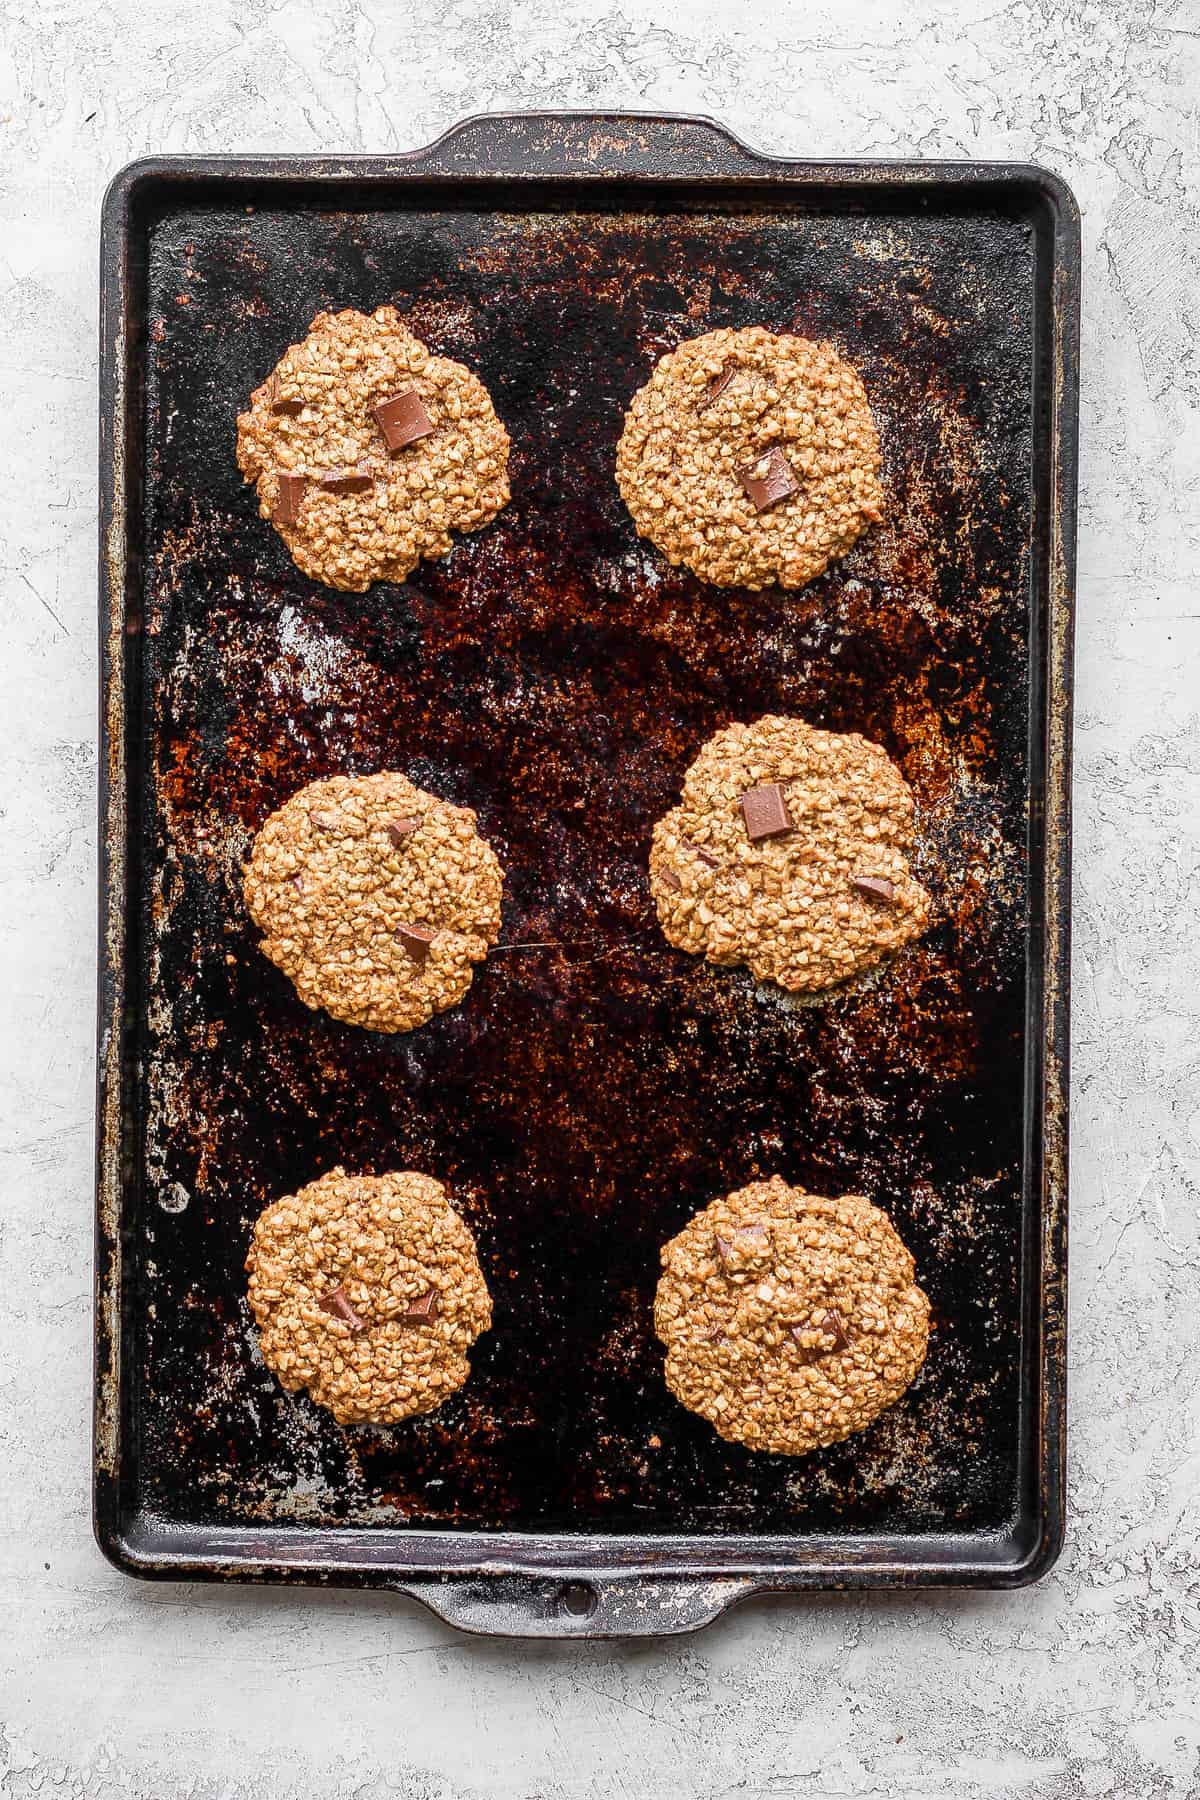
[96, 115, 1077, 1635]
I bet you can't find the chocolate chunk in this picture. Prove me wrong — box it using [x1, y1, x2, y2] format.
[386, 816, 421, 846]
[318, 464, 373, 494]
[272, 472, 306, 525]
[660, 867, 682, 892]
[317, 1285, 366, 1332]
[791, 1309, 852, 1357]
[852, 875, 897, 903]
[701, 362, 736, 406]
[268, 376, 303, 416]
[739, 783, 793, 842]
[715, 1223, 769, 1265]
[737, 445, 799, 513]
[395, 922, 436, 963]
[290, 873, 305, 892]
[820, 1309, 852, 1351]
[401, 1287, 440, 1324]
[374, 390, 435, 451]
[309, 809, 341, 832]
[691, 843, 721, 869]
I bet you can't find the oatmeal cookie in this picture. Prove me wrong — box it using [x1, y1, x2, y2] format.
[236, 306, 511, 591]
[649, 714, 931, 994]
[615, 326, 884, 589]
[247, 1168, 492, 1425]
[243, 771, 503, 1033]
[655, 1176, 929, 1455]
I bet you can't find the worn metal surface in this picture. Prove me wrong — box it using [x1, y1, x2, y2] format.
[96, 114, 1077, 1636]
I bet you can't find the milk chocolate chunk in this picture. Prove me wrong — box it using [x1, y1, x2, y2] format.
[660, 867, 682, 892]
[374, 390, 435, 452]
[715, 1223, 769, 1265]
[317, 1285, 367, 1332]
[739, 783, 793, 842]
[319, 464, 373, 494]
[272, 472, 306, 525]
[269, 376, 304, 416]
[401, 1287, 440, 1324]
[737, 445, 799, 513]
[691, 844, 721, 868]
[396, 922, 436, 964]
[820, 1309, 852, 1352]
[791, 1310, 851, 1357]
[386, 817, 421, 846]
[852, 875, 897, 903]
[702, 362, 736, 405]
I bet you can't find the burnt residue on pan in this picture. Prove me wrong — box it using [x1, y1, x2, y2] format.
[133, 196, 1035, 1535]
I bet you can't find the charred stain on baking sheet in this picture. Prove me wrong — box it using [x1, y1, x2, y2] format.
[134, 198, 1034, 1535]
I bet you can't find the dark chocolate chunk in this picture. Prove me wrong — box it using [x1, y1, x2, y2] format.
[374, 390, 435, 451]
[318, 464, 373, 494]
[396, 922, 436, 963]
[702, 362, 736, 405]
[739, 783, 793, 842]
[660, 867, 682, 892]
[386, 817, 421, 846]
[308, 809, 341, 832]
[272, 472, 306, 525]
[317, 1285, 367, 1332]
[737, 445, 799, 513]
[401, 1287, 440, 1324]
[852, 875, 897, 903]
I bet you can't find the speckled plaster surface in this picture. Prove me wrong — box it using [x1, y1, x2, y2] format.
[1, 1, 1197, 1795]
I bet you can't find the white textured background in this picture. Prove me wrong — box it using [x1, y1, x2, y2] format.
[2, 1, 1198, 1794]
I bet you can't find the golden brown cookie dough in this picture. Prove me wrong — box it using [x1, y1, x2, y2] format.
[649, 715, 931, 994]
[615, 326, 884, 589]
[247, 1168, 493, 1425]
[655, 1176, 929, 1454]
[236, 306, 511, 591]
[243, 771, 503, 1033]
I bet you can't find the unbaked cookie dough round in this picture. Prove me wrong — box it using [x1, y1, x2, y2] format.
[247, 1168, 493, 1426]
[615, 326, 884, 589]
[654, 1176, 929, 1455]
[243, 771, 504, 1033]
[648, 714, 931, 994]
[236, 306, 511, 591]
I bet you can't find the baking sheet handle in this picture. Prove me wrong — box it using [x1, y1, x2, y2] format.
[406, 109, 771, 181]
[408, 1572, 757, 1639]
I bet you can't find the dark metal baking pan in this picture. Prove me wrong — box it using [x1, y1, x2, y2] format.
[96, 112, 1078, 1637]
